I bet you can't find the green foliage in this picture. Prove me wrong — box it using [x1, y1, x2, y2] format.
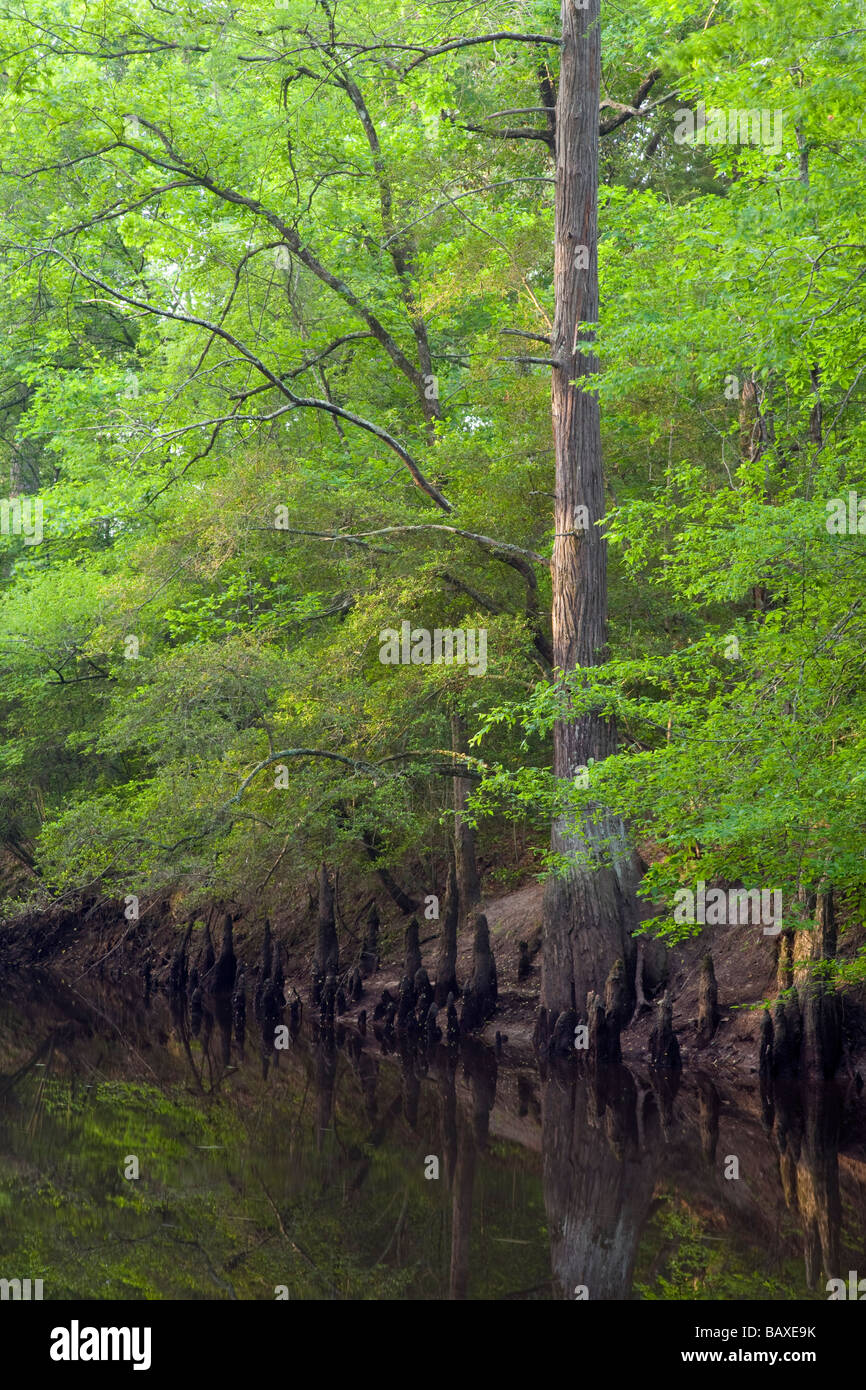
[0, 0, 864, 946]
[634, 1194, 815, 1301]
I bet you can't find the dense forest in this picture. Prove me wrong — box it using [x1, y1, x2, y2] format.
[3, 0, 866, 1321]
[1, 0, 866, 1069]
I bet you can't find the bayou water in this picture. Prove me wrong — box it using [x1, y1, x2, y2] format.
[0, 972, 863, 1301]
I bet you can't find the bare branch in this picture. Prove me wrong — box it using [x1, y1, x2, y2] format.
[380, 177, 554, 249]
[598, 70, 672, 136]
[498, 355, 560, 366]
[227, 332, 373, 401]
[31, 250, 452, 513]
[489, 108, 556, 118]
[453, 120, 554, 148]
[333, 33, 561, 73]
[227, 746, 487, 806]
[298, 524, 548, 566]
[500, 328, 552, 345]
[112, 119, 430, 394]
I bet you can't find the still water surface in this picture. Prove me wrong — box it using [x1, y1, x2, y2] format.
[0, 973, 863, 1300]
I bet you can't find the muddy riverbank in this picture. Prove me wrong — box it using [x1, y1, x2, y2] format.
[3, 877, 866, 1086]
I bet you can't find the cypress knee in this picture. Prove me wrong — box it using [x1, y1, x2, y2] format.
[200, 922, 215, 978]
[232, 967, 246, 1042]
[587, 990, 616, 1065]
[255, 920, 273, 1020]
[532, 1005, 550, 1055]
[373, 988, 393, 1022]
[445, 991, 460, 1047]
[550, 1006, 578, 1058]
[604, 957, 631, 1031]
[272, 941, 285, 1002]
[459, 914, 497, 1033]
[598, 984, 624, 1066]
[426, 1002, 442, 1047]
[396, 976, 416, 1034]
[414, 966, 433, 1018]
[405, 917, 422, 980]
[169, 923, 193, 998]
[696, 953, 719, 1048]
[649, 991, 681, 1073]
[210, 913, 236, 995]
[320, 973, 336, 1025]
[289, 991, 302, 1036]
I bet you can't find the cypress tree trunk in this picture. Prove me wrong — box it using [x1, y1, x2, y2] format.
[404, 917, 422, 980]
[542, 1066, 659, 1299]
[314, 862, 340, 980]
[542, 0, 636, 1016]
[451, 712, 481, 924]
[435, 848, 460, 1005]
[794, 889, 841, 1078]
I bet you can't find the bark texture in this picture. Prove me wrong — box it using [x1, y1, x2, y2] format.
[435, 849, 460, 1004]
[696, 953, 719, 1048]
[314, 863, 340, 981]
[542, 1065, 660, 1299]
[451, 712, 481, 924]
[541, 0, 637, 1018]
[460, 912, 498, 1033]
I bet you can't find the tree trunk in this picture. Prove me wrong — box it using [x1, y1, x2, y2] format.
[435, 848, 460, 1005]
[451, 712, 481, 923]
[361, 829, 419, 914]
[208, 912, 237, 995]
[541, 0, 636, 1016]
[404, 917, 422, 980]
[794, 890, 841, 1078]
[542, 1065, 659, 1299]
[696, 953, 719, 1048]
[314, 862, 340, 979]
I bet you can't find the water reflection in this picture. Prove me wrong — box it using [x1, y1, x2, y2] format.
[542, 1062, 660, 1299]
[0, 972, 863, 1300]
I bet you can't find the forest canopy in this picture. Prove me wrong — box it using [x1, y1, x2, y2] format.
[0, 0, 864, 973]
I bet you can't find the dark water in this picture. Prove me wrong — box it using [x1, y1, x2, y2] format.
[0, 973, 864, 1300]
